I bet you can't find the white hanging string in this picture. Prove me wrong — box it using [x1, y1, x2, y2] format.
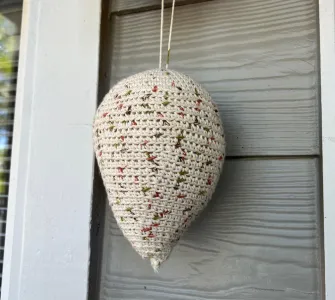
[159, 0, 164, 69]
[159, 0, 176, 70]
[166, 0, 176, 69]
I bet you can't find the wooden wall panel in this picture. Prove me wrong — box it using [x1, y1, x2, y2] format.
[99, 159, 321, 300]
[0, 0, 22, 9]
[99, 1, 321, 299]
[111, 0, 209, 13]
[107, 0, 319, 156]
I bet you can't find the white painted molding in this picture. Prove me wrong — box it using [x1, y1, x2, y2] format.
[1, 0, 101, 299]
[319, 0, 335, 299]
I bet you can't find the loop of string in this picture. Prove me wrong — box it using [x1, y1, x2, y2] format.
[159, 0, 176, 70]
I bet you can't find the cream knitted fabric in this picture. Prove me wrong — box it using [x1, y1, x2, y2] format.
[93, 69, 225, 270]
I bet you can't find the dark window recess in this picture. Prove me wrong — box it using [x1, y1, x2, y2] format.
[0, 1, 22, 292]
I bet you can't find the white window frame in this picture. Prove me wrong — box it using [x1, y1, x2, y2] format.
[319, 0, 335, 299]
[0, 0, 102, 299]
[0, 0, 333, 299]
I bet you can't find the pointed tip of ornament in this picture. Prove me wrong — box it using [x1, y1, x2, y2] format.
[150, 258, 161, 273]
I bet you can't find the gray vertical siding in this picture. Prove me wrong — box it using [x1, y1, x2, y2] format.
[98, 0, 321, 299]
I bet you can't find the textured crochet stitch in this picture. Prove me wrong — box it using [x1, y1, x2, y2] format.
[93, 69, 225, 271]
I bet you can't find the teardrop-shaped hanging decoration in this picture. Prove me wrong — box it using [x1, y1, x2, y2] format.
[93, 0, 225, 272]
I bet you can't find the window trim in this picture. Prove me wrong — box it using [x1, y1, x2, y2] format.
[319, 0, 335, 299]
[0, 0, 102, 299]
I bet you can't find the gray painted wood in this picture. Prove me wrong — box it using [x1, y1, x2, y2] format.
[0, 0, 22, 8]
[99, 158, 321, 300]
[98, 1, 321, 299]
[107, 0, 319, 156]
[111, 0, 211, 13]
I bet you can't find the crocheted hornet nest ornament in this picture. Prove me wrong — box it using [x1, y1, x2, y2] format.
[93, 1, 225, 272]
